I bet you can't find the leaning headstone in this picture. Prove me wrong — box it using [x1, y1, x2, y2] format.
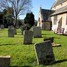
[8, 27, 15, 37]
[43, 37, 54, 43]
[33, 27, 42, 38]
[23, 30, 33, 44]
[0, 56, 11, 67]
[34, 40, 55, 65]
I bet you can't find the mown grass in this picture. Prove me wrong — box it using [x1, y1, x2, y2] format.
[0, 29, 67, 67]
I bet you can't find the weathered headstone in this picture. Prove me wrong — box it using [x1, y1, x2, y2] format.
[8, 27, 15, 37]
[33, 27, 42, 38]
[44, 37, 54, 43]
[0, 25, 4, 29]
[8, 26, 17, 35]
[34, 40, 55, 65]
[23, 30, 33, 44]
[0, 56, 11, 67]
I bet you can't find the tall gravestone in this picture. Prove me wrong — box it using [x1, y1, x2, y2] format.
[33, 27, 42, 38]
[0, 56, 11, 67]
[34, 40, 55, 65]
[8, 27, 15, 37]
[8, 26, 17, 35]
[23, 30, 33, 44]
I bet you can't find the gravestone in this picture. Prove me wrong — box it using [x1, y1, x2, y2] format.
[34, 40, 55, 65]
[0, 25, 4, 29]
[8, 27, 15, 37]
[0, 56, 11, 67]
[23, 30, 33, 44]
[43, 37, 54, 43]
[33, 27, 42, 38]
[8, 25, 14, 29]
[8, 26, 17, 35]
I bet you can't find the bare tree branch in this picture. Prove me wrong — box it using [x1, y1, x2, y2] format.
[0, 0, 32, 25]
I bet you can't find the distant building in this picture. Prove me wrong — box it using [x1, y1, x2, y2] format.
[37, 7, 54, 30]
[51, 0, 67, 34]
[37, 0, 67, 34]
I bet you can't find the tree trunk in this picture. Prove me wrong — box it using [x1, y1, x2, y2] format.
[15, 14, 18, 28]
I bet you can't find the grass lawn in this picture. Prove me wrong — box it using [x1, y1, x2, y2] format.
[0, 29, 67, 67]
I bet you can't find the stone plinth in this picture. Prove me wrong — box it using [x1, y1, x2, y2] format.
[0, 56, 11, 67]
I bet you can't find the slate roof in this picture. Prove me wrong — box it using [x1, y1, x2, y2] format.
[52, 0, 67, 8]
[40, 9, 54, 21]
[51, 6, 67, 16]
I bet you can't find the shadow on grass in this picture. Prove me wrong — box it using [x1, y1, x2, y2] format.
[14, 36, 23, 38]
[10, 66, 32, 67]
[54, 59, 67, 64]
[22, 43, 34, 45]
[0, 44, 17, 46]
[10, 59, 67, 67]
[47, 59, 67, 66]
[42, 34, 48, 35]
[0, 43, 34, 46]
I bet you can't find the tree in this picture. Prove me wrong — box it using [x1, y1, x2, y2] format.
[24, 12, 35, 30]
[0, 0, 31, 27]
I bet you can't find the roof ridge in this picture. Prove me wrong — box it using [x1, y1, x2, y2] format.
[52, 0, 67, 8]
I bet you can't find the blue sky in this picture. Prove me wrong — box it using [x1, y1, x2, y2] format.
[19, 0, 54, 20]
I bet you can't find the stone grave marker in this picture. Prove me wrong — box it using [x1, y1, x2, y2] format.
[8, 26, 17, 35]
[43, 37, 54, 43]
[14, 28, 17, 35]
[8, 25, 14, 29]
[8, 27, 15, 37]
[0, 56, 11, 67]
[0, 25, 4, 29]
[23, 30, 33, 44]
[33, 27, 42, 38]
[34, 40, 55, 65]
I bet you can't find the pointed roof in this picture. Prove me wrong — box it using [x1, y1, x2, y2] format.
[51, 5, 67, 16]
[40, 8, 54, 21]
[52, 0, 67, 8]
